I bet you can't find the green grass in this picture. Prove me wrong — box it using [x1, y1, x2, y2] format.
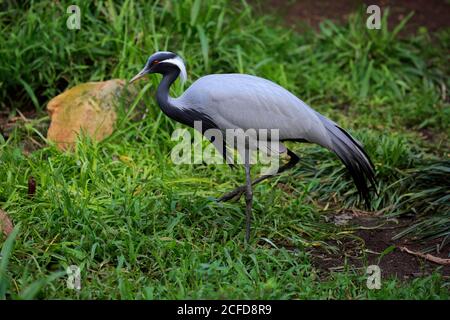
[0, 0, 449, 299]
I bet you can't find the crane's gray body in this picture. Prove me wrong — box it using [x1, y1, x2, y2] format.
[172, 74, 332, 149]
[170, 72, 375, 202]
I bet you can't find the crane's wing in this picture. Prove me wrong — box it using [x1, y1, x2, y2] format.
[175, 74, 332, 148]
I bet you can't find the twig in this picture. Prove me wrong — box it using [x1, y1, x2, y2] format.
[29, 136, 44, 148]
[399, 246, 450, 266]
[441, 82, 447, 101]
[16, 109, 30, 122]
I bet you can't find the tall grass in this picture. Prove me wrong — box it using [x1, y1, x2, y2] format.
[2, 1, 447, 132]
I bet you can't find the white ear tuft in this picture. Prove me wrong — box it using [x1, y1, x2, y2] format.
[164, 56, 187, 85]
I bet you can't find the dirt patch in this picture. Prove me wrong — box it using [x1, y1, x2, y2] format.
[310, 214, 449, 280]
[357, 227, 448, 278]
[0, 109, 37, 137]
[0, 108, 46, 154]
[0, 110, 11, 139]
[263, 0, 450, 35]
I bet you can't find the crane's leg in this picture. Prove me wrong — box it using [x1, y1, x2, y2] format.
[244, 148, 253, 243]
[218, 149, 300, 202]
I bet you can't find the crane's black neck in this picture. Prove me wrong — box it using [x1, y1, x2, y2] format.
[155, 67, 181, 121]
[155, 66, 218, 132]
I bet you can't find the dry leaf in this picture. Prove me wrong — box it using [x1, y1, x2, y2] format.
[0, 209, 14, 238]
[28, 176, 36, 197]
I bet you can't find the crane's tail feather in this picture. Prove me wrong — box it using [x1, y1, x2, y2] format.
[318, 115, 377, 207]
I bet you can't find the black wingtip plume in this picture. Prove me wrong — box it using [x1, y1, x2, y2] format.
[319, 116, 377, 208]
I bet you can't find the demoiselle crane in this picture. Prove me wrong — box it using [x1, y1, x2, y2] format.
[130, 51, 376, 242]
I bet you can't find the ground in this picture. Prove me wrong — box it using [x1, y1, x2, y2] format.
[311, 213, 449, 279]
[264, 0, 450, 35]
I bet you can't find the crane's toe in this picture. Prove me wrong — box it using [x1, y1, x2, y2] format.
[217, 186, 246, 202]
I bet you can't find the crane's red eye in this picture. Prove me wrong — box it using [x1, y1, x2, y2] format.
[152, 60, 159, 65]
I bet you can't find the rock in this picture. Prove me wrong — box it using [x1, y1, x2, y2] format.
[47, 79, 131, 150]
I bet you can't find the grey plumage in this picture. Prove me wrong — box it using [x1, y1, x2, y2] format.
[130, 51, 377, 241]
[174, 73, 376, 202]
[173, 74, 331, 146]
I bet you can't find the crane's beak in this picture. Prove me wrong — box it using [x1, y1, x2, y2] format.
[129, 68, 148, 84]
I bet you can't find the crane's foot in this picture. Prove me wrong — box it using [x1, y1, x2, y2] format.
[217, 186, 246, 202]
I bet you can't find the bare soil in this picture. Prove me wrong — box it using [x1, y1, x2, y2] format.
[0, 109, 44, 154]
[263, 0, 450, 35]
[310, 213, 449, 280]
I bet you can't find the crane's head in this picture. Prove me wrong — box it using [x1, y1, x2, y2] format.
[129, 51, 187, 84]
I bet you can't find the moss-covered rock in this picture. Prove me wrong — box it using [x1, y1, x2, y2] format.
[47, 79, 129, 150]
